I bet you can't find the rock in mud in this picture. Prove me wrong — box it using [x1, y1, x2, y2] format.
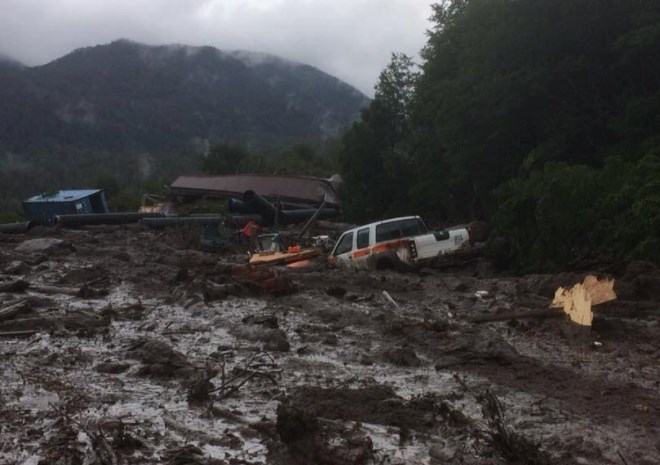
[242, 314, 279, 328]
[2, 261, 29, 275]
[127, 337, 194, 378]
[15, 238, 74, 256]
[264, 329, 291, 352]
[326, 287, 347, 298]
[429, 442, 455, 463]
[230, 325, 290, 352]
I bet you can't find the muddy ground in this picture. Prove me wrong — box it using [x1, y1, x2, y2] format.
[0, 226, 659, 465]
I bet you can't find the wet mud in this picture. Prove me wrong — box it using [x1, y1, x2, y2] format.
[1, 226, 659, 465]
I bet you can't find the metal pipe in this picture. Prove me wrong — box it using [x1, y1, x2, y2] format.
[229, 197, 315, 213]
[56, 212, 164, 227]
[141, 216, 223, 230]
[280, 208, 340, 225]
[227, 198, 252, 214]
[0, 221, 33, 234]
[296, 201, 326, 241]
[242, 190, 278, 224]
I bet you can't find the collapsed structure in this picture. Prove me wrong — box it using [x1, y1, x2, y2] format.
[170, 174, 342, 226]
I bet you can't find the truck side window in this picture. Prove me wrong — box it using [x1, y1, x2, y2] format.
[356, 228, 370, 249]
[334, 232, 354, 255]
[376, 218, 427, 243]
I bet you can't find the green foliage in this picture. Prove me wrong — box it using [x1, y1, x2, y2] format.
[491, 163, 601, 271]
[200, 143, 336, 178]
[339, 54, 418, 223]
[491, 154, 660, 271]
[200, 145, 251, 174]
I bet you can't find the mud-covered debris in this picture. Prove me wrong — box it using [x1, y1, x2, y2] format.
[429, 441, 456, 462]
[229, 265, 296, 296]
[15, 238, 74, 255]
[260, 276, 296, 296]
[0, 310, 109, 333]
[0, 298, 32, 321]
[619, 261, 660, 301]
[96, 361, 131, 374]
[326, 286, 347, 298]
[202, 280, 243, 301]
[263, 329, 291, 352]
[442, 276, 470, 292]
[322, 334, 338, 345]
[165, 444, 227, 465]
[0, 279, 30, 293]
[230, 325, 290, 352]
[286, 385, 440, 431]
[2, 260, 30, 275]
[101, 301, 147, 321]
[383, 346, 423, 367]
[242, 314, 279, 328]
[382, 290, 399, 308]
[127, 337, 194, 378]
[185, 364, 218, 405]
[77, 284, 109, 299]
[478, 391, 552, 465]
[276, 401, 374, 465]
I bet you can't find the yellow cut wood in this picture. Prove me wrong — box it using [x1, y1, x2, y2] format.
[550, 275, 616, 326]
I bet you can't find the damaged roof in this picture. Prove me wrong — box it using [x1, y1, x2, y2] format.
[170, 174, 341, 206]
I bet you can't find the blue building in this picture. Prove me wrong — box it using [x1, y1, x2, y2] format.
[22, 190, 109, 225]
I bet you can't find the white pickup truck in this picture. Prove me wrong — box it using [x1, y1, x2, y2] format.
[328, 216, 470, 270]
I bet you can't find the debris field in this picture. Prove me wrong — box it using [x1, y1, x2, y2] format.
[1, 226, 659, 465]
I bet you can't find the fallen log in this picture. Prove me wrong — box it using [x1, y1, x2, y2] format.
[30, 285, 80, 296]
[469, 309, 561, 323]
[29, 284, 107, 298]
[470, 300, 660, 324]
[0, 299, 31, 322]
[0, 312, 110, 332]
[0, 330, 38, 338]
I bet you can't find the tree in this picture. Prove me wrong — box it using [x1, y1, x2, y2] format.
[200, 145, 250, 174]
[339, 53, 418, 222]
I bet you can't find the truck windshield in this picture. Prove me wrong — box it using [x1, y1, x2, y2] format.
[375, 218, 428, 243]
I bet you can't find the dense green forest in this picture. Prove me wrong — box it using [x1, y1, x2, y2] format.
[339, 0, 660, 271]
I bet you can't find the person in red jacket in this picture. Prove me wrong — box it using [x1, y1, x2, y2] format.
[242, 220, 260, 253]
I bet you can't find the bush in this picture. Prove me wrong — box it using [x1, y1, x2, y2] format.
[490, 153, 660, 271]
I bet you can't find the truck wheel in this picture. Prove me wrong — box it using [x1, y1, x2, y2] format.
[375, 257, 394, 270]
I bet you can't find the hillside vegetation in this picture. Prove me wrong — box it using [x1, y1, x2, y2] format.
[0, 40, 367, 217]
[339, 0, 660, 271]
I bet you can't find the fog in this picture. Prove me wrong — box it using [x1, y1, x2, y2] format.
[0, 0, 435, 95]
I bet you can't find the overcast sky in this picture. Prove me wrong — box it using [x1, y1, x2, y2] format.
[0, 0, 435, 95]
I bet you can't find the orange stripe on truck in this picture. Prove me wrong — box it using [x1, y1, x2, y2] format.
[352, 247, 371, 258]
[371, 240, 407, 254]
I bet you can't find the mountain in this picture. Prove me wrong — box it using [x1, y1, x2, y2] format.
[0, 40, 369, 154]
[0, 54, 24, 69]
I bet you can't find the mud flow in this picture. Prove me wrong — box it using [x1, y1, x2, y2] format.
[1, 226, 659, 465]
